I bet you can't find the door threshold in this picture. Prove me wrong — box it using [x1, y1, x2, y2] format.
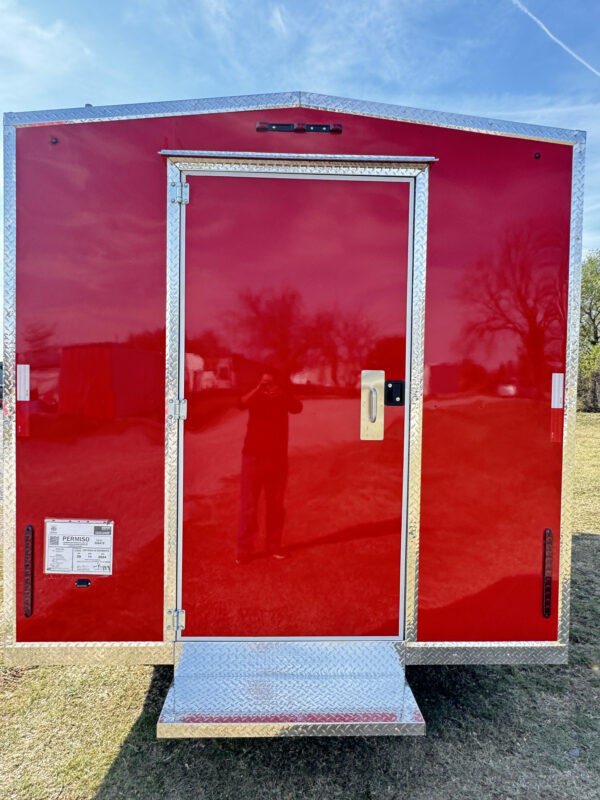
[177, 635, 402, 642]
[157, 640, 424, 738]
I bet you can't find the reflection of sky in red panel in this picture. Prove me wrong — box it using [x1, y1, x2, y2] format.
[15, 107, 572, 365]
[185, 175, 409, 348]
[425, 155, 571, 368]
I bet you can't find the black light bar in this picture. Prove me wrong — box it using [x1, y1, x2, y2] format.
[256, 122, 343, 134]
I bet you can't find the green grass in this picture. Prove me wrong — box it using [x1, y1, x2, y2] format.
[574, 413, 600, 534]
[1, 414, 599, 800]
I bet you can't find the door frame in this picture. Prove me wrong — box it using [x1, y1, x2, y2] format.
[162, 153, 431, 643]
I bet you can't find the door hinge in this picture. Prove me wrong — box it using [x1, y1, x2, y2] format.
[167, 608, 186, 631]
[169, 181, 190, 205]
[167, 398, 187, 421]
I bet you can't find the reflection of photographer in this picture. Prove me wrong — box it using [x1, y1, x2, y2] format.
[237, 370, 302, 564]
[241, 372, 286, 405]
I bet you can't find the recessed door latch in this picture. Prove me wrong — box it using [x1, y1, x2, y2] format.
[384, 381, 405, 406]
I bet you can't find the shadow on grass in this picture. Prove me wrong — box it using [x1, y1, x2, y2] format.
[94, 535, 600, 800]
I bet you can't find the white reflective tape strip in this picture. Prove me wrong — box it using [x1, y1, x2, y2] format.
[551, 372, 564, 409]
[17, 364, 30, 401]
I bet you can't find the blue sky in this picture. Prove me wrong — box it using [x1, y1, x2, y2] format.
[1, 0, 599, 259]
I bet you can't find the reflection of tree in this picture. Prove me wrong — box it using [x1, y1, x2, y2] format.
[460, 228, 567, 395]
[235, 288, 377, 388]
[305, 310, 374, 387]
[188, 330, 228, 358]
[235, 288, 308, 375]
[337, 315, 375, 386]
[305, 311, 340, 385]
[132, 287, 390, 392]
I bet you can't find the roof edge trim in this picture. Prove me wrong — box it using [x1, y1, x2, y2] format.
[4, 90, 585, 145]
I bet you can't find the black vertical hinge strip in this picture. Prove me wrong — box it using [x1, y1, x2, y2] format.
[23, 525, 34, 618]
[542, 527, 553, 618]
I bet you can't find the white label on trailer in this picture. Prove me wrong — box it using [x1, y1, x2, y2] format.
[17, 364, 30, 401]
[551, 373, 565, 409]
[44, 519, 114, 575]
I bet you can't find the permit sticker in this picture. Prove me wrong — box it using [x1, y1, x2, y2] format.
[44, 519, 114, 575]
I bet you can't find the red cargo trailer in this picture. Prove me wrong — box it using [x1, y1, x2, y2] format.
[2, 92, 585, 737]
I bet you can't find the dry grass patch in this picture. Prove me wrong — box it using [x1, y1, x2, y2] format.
[574, 413, 600, 534]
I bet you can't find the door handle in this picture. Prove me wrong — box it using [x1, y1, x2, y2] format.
[369, 387, 378, 423]
[361, 370, 385, 440]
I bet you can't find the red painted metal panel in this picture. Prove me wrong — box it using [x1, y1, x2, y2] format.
[14, 105, 572, 643]
[15, 124, 167, 641]
[416, 139, 570, 643]
[181, 175, 410, 637]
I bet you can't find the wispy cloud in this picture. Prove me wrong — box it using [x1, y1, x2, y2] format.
[0, 0, 92, 110]
[510, 0, 600, 79]
[270, 5, 288, 38]
[122, 0, 484, 95]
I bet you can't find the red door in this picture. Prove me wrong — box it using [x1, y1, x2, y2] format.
[180, 169, 411, 638]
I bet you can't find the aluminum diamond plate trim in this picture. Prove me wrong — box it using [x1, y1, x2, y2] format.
[168, 155, 428, 645]
[4, 642, 174, 667]
[6, 90, 583, 144]
[3, 122, 17, 650]
[158, 721, 424, 737]
[558, 140, 586, 645]
[173, 157, 428, 178]
[404, 169, 428, 643]
[160, 150, 438, 163]
[300, 92, 584, 145]
[5, 92, 299, 127]
[164, 160, 183, 640]
[405, 641, 568, 666]
[158, 641, 424, 737]
[173, 640, 406, 674]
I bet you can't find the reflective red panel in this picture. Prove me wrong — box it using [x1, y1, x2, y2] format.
[182, 176, 410, 636]
[15, 123, 167, 642]
[14, 106, 571, 644]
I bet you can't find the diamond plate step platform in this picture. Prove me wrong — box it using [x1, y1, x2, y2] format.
[157, 641, 425, 738]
